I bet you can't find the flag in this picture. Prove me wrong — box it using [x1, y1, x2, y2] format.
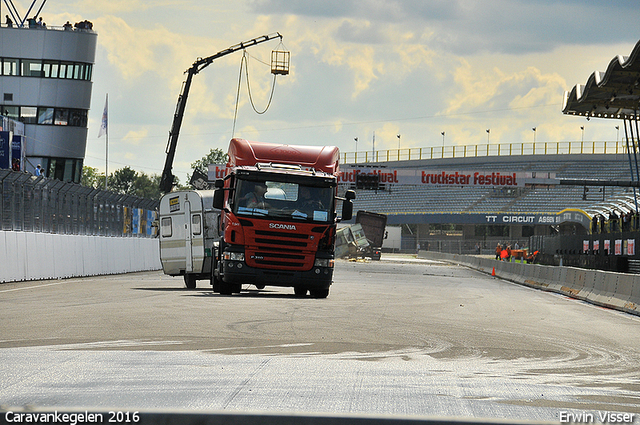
[98, 94, 108, 138]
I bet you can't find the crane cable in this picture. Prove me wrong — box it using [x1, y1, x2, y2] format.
[232, 50, 278, 137]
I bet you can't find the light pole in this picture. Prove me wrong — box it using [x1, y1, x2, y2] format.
[397, 134, 401, 149]
[616, 125, 620, 143]
[372, 131, 375, 162]
[532, 127, 536, 143]
[354, 137, 358, 162]
[486, 129, 490, 144]
[441, 131, 445, 146]
[581, 126, 584, 143]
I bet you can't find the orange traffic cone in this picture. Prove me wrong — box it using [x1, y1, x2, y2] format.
[491, 267, 496, 276]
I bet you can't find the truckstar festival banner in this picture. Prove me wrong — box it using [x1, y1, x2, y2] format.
[208, 164, 553, 188]
[338, 167, 523, 187]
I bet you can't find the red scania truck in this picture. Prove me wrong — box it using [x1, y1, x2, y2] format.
[211, 138, 355, 298]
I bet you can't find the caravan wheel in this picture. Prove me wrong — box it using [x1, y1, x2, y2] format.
[184, 274, 197, 289]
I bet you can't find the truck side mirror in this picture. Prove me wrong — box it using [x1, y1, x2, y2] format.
[340, 190, 355, 221]
[212, 179, 225, 210]
[341, 199, 353, 221]
[213, 189, 224, 210]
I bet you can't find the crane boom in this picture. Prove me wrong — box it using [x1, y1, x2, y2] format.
[159, 33, 283, 193]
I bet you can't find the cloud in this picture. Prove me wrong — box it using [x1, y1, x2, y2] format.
[443, 60, 565, 115]
[249, 0, 639, 55]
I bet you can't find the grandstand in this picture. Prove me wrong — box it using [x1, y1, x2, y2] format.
[348, 152, 633, 217]
[339, 149, 638, 252]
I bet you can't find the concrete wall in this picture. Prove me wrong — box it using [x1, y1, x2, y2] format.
[0, 231, 161, 283]
[419, 251, 640, 317]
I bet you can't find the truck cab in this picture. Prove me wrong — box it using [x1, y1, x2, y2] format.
[212, 139, 355, 298]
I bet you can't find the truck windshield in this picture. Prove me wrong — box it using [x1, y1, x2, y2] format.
[233, 179, 334, 223]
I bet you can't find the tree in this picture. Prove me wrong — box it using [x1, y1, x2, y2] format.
[188, 148, 227, 183]
[131, 172, 162, 199]
[80, 166, 105, 189]
[80, 165, 163, 199]
[110, 166, 137, 194]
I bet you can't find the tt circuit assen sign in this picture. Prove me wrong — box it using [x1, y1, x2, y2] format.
[386, 209, 591, 226]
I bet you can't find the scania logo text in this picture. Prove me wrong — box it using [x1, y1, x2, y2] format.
[269, 223, 296, 230]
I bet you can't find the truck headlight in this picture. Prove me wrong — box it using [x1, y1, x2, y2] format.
[314, 258, 334, 268]
[224, 252, 245, 261]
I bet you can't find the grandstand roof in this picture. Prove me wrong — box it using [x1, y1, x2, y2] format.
[563, 39, 640, 119]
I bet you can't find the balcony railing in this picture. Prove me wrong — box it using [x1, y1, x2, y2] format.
[342, 140, 629, 164]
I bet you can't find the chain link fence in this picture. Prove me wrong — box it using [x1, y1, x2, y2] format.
[1, 170, 159, 237]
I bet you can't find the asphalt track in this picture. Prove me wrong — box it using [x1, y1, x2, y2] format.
[1, 255, 639, 423]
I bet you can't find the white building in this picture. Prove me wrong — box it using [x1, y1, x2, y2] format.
[0, 10, 97, 182]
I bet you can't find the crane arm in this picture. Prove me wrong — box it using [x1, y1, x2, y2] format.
[159, 32, 283, 193]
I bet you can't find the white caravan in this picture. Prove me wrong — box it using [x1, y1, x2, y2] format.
[159, 190, 219, 288]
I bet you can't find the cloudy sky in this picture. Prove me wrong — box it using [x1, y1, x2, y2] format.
[34, 1, 640, 182]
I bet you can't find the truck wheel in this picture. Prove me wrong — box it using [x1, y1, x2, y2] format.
[219, 281, 233, 295]
[210, 273, 221, 293]
[219, 282, 242, 295]
[309, 288, 329, 299]
[184, 274, 197, 289]
[294, 287, 308, 297]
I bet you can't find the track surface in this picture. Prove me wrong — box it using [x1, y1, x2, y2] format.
[1, 255, 639, 422]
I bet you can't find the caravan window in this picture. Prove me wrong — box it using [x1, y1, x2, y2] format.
[192, 214, 201, 235]
[161, 217, 172, 237]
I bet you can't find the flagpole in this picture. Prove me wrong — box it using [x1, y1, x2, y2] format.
[98, 93, 109, 190]
[105, 94, 108, 190]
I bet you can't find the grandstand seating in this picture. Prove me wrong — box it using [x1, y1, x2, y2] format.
[346, 154, 637, 218]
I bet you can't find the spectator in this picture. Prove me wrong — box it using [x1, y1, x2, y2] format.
[63, 21, 72, 30]
[5, 15, 13, 27]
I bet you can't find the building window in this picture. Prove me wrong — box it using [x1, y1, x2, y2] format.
[2, 106, 18, 120]
[70, 109, 87, 127]
[21, 59, 44, 77]
[43, 157, 83, 183]
[0, 57, 92, 80]
[1, 58, 18, 76]
[54, 109, 69, 125]
[0, 104, 89, 127]
[20, 106, 37, 123]
[3, 93, 12, 101]
[38, 107, 54, 124]
[61, 61, 74, 79]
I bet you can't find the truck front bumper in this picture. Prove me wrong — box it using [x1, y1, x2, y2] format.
[222, 260, 333, 289]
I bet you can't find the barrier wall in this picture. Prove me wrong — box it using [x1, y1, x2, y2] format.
[0, 231, 161, 283]
[418, 251, 640, 317]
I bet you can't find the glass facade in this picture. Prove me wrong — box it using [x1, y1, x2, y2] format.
[1, 57, 92, 80]
[0, 105, 88, 127]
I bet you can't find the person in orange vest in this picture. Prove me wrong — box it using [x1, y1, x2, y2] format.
[506, 244, 512, 262]
[495, 243, 502, 260]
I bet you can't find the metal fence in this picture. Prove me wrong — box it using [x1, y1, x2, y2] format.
[342, 140, 627, 164]
[0, 169, 159, 237]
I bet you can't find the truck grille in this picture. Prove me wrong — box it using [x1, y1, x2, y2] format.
[246, 230, 313, 269]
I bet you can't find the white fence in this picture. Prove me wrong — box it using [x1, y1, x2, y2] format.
[0, 231, 161, 283]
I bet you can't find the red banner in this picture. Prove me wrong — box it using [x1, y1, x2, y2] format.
[209, 164, 554, 188]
